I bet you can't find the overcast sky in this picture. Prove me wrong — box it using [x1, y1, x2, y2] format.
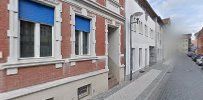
[147, 0, 203, 35]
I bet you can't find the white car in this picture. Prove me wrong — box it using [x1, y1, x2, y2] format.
[196, 56, 203, 66]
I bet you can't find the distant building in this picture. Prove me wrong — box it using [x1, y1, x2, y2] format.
[195, 28, 203, 54]
[179, 34, 192, 53]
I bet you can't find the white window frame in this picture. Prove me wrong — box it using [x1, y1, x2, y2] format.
[70, 6, 96, 58]
[7, 0, 62, 63]
[75, 30, 90, 56]
[19, 21, 54, 59]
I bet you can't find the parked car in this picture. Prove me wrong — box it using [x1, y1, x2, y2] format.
[187, 52, 194, 57]
[191, 54, 197, 61]
[191, 54, 202, 62]
[196, 56, 203, 66]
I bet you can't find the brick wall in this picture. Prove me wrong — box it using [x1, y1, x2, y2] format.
[119, 0, 125, 16]
[61, 2, 72, 58]
[97, 0, 106, 6]
[197, 36, 203, 55]
[0, 0, 9, 63]
[96, 15, 106, 56]
[1, 59, 105, 92]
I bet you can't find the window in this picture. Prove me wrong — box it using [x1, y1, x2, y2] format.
[145, 25, 148, 36]
[75, 30, 80, 55]
[20, 21, 53, 58]
[75, 31, 90, 55]
[150, 29, 153, 39]
[19, 0, 54, 58]
[78, 84, 91, 99]
[40, 24, 52, 57]
[139, 22, 143, 35]
[139, 48, 142, 67]
[20, 21, 35, 57]
[75, 16, 91, 55]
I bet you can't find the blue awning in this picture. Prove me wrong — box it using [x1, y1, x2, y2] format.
[19, 0, 54, 26]
[75, 16, 90, 33]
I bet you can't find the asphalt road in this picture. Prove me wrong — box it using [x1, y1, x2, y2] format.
[158, 54, 203, 100]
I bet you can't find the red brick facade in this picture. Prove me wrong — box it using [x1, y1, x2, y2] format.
[0, 0, 125, 93]
[0, 0, 9, 63]
[196, 28, 203, 54]
[96, 15, 106, 56]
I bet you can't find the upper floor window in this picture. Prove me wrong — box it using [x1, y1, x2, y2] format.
[75, 16, 91, 55]
[138, 21, 143, 34]
[145, 25, 148, 37]
[19, 0, 54, 58]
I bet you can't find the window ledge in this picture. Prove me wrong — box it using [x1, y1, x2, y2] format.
[67, 56, 99, 62]
[0, 58, 64, 70]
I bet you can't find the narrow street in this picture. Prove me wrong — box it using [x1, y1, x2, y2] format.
[158, 54, 203, 100]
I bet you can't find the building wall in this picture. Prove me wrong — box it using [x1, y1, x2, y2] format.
[0, 0, 9, 64]
[197, 35, 203, 54]
[179, 34, 191, 54]
[12, 72, 108, 100]
[0, 0, 125, 99]
[125, 0, 157, 75]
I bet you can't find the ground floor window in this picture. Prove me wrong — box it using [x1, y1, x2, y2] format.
[20, 21, 35, 57]
[75, 15, 91, 56]
[20, 20, 53, 58]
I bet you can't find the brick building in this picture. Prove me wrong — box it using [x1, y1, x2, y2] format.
[195, 28, 203, 54]
[0, 0, 125, 99]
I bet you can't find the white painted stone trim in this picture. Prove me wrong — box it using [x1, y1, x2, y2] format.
[0, 56, 106, 70]
[63, 0, 125, 23]
[106, 0, 121, 14]
[69, 6, 96, 58]
[0, 69, 108, 100]
[6, 68, 18, 75]
[7, 0, 62, 70]
[0, 58, 64, 70]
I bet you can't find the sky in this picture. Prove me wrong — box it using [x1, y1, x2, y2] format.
[147, 0, 203, 35]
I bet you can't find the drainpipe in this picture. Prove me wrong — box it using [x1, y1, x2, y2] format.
[124, 6, 127, 81]
[129, 15, 133, 81]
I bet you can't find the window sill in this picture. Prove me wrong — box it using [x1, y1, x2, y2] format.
[0, 58, 64, 69]
[67, 56, 99, 62]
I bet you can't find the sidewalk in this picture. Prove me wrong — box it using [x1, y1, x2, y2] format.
[91, 60, 174, 100]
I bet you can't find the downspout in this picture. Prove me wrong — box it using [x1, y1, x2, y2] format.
[124, 0, 127, 81]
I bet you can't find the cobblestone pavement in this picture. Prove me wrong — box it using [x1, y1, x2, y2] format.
[158, 54, 203, 100]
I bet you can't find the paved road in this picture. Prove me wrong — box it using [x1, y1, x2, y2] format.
[158, 54, 203, 100]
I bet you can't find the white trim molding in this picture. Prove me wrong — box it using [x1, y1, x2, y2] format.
[69, 5, 96, 65]
[6, 0, 63, 73]
[63, 0, 125, 23]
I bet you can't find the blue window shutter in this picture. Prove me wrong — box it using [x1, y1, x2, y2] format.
[19, 0, 54, 26]
[75, 16, 91, 33]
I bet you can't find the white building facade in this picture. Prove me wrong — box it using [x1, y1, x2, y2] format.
[125, 0, 164, 75]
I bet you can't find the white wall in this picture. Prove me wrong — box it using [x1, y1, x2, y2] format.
[125, 0, 156, 75]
